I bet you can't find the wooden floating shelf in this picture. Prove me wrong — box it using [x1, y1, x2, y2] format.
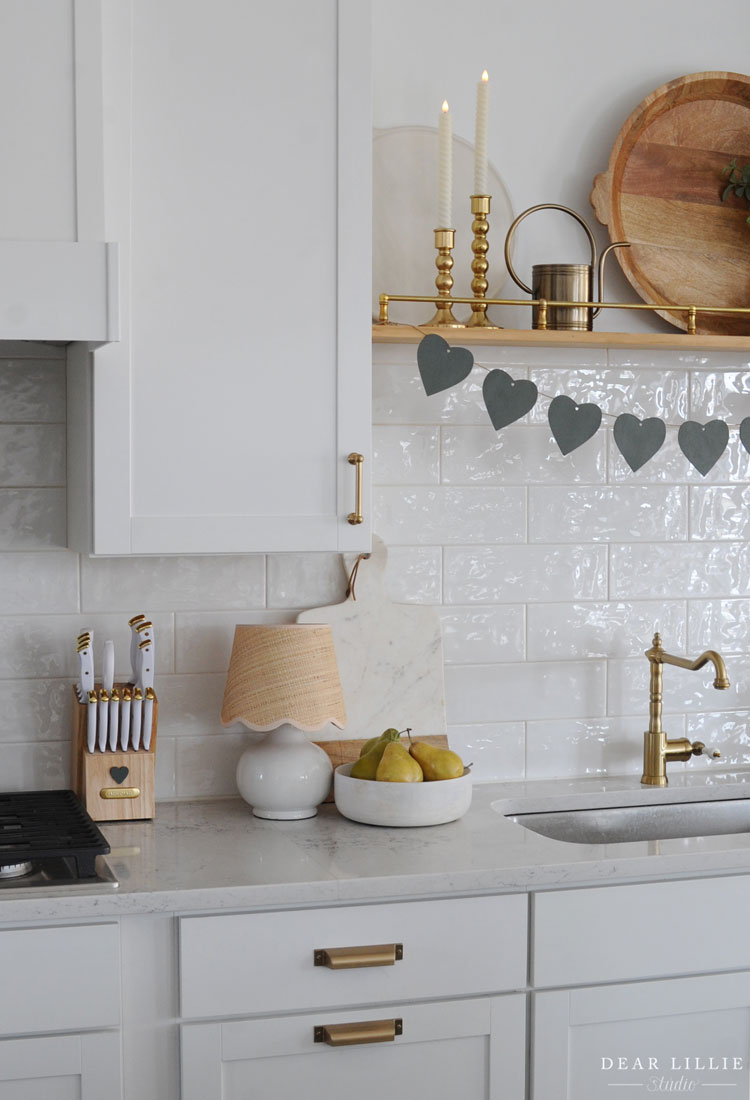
[372, 324, 750, 353]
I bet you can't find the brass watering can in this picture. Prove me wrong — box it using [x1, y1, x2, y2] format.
[504, 203, 629, 331]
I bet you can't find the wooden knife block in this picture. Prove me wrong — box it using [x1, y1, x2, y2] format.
[70, 685, 158, 821]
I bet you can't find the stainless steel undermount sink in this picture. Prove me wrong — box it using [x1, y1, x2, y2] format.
[496, 789, 750, 844]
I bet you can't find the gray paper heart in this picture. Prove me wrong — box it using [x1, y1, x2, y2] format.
[740, 417, 750, 455]
[482, 370, 538, 431]
[678, 420, 729, 475]
[613, 414, 666, 472]
[548, 395, 602, 455]
[417, 334, 474, 396]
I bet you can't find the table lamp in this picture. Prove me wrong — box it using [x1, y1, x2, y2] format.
[221, 624, 346, 819]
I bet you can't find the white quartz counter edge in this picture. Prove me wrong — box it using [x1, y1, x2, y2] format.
[3, 771, 750, 922]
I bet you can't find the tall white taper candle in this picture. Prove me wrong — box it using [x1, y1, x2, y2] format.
[474, 70, 489, 194]
[438, 99, 452, 228]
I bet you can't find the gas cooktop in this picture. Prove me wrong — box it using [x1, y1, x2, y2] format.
[0, 789, 118, 894]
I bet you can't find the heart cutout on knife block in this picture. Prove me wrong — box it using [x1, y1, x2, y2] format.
[110, 766, 129, 784]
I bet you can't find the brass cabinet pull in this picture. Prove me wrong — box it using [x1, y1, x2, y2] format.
[347, 452, 364, 525]
[314, 1018, 403, 1047]
[314, 943, 403, 969]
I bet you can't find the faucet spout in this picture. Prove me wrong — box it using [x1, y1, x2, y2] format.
[641, 633, 728, 786]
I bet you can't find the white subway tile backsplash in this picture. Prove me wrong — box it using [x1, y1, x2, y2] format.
[374, 486, 526, 545]
[81, 554, 266, 612]
[527, 601, 686, 661]
[529, 485, 687, 542]
[444, 545, 608, 603]
[0, 551, 78, 613]
[0, 489, 66, 549]
[3, 342, 750, 794]
[610, 542, 750, 599]
[444, 660, 606, 724]
[441, 424, 606, 485]
[372, 426, 440, 484]
[439, 606, 525, 664]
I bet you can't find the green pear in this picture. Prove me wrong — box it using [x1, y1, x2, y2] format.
[375, 741, 423, 783]
[359, 727, 400, 758]
[351, 737, 395, 780]
[408, 741, 464, 781]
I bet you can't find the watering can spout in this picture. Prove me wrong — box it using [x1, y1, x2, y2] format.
[594, 241, 631, 318]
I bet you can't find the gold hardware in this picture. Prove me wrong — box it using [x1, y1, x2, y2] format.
[428, 228, 462, 327]
[537, 299, 548, 330]
[347, 452, 364, 525]
[100, 787, 140, 799]
[314, 943, 404, 969]
[467, 195, 499, 329]
[642, 632, 729, 786]
[688, 307, 697, 335]
[128, 614, 146, 627]
[314, 1018, 403, 1046]
[135, 620, 153, 633]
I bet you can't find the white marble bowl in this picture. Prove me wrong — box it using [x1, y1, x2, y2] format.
[334, 763, 472, 827]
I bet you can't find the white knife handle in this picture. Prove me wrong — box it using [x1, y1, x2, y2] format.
[98, 691, 109, 751]
[109, 691, 120, 751]
[120, 692, 131, 750]
[131, 690, 143, 750]
[138, 639, 154, 691]
[143, 688, 155, 750]
[86, 690, 97, 753]
[102, 640, 115, 695]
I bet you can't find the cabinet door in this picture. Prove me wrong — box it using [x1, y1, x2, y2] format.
[181, 996, 525, 1100]
[0, 1032, 121, 1100]
[533, 971, 750, 1098]
[73, 0, 371, 555]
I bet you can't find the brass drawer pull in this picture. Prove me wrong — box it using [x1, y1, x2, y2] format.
[314, 1018, 403, 1047]
[347, 452, 364, 525]
[314, 943, 403, 969]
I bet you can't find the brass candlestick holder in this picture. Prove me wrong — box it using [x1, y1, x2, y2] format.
[467, 195, 500, 328]
[428, 228, 463, 327]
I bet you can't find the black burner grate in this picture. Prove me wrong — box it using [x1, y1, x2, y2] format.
[0, 790, 110, 879]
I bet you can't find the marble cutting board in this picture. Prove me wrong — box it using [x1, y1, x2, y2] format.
[297, 536, 446, 741]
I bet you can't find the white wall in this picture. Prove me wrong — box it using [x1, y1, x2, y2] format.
[0, 3, 748, 797]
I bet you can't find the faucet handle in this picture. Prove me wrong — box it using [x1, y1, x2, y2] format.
[691, 741, 721, 760]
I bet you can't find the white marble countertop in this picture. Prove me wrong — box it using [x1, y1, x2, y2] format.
[4, 770, 750, 922]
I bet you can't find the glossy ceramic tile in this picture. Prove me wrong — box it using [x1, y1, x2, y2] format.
[0, 739, 68, 791]
[383, 546, 442, 604]
[0, 357, 66, 422]
[175, 610, 293, 674]
[0, 488, 66, 548]
[444, 660, 606, 723]
[372, 356, 489, 425]
[372, 426, 440, 484]
[0, 551, 78, 613]
[607, 658, 750, 716]
[266, 552, 346, 609]
[153, 673, 227, 735]
[439, 606, 525, 664]
[81, 553, 266, 612]
[446, 722, 525, 781]
[610, 542, 750, 599]
[175, 732, 249, 798]
[525, 716, 650, 779]
[373, 486, 526, 545]
[686, 712, 750, 768]
[0, 679, 71, 742]
[530, 485, 687, 542]
[689, 369, 750, 420]
[690, 485, 750, 540]
[529, 367, 689, 423]
[441, 424, 606, 485]
[527, 600, 686, 660]
[687, 599, 750, 654]
[444, 545, 608, 604]
[606, 348, 750, 371]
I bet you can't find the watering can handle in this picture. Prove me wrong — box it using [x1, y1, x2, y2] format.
[504, 203, 598, 295]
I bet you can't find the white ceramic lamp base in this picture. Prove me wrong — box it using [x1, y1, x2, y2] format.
[236, 724, 333, 820]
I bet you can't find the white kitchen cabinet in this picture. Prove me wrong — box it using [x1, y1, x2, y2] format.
[181, 996, 525, 1100]
[0, 1032, 121, 1099]
[68, 0, 372, 555]
[533, 971, 750, 1098]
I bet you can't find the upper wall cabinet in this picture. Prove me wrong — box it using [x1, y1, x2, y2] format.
[0, 1, 117, 342]
[69, 0, 371, 554]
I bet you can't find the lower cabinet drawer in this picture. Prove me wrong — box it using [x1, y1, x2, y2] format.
[181, 995, 526, 1100]
[179, 895, 527, 1018]
[0, 923, 120, 1036]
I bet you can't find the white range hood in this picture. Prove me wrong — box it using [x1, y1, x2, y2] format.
[0, 240, 118, 345]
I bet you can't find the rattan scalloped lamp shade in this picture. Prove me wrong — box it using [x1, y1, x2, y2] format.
[221, 624, 347, 733]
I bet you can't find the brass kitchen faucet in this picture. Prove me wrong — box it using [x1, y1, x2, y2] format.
[641, 633, 728, 786]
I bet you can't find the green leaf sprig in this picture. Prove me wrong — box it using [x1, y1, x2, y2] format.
[721, 159, 750, 225]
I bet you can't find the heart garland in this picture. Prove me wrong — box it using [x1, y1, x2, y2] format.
[413, 336, 747, 474]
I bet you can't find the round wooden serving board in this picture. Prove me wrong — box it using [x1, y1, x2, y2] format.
[591, 71, 750, 335]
